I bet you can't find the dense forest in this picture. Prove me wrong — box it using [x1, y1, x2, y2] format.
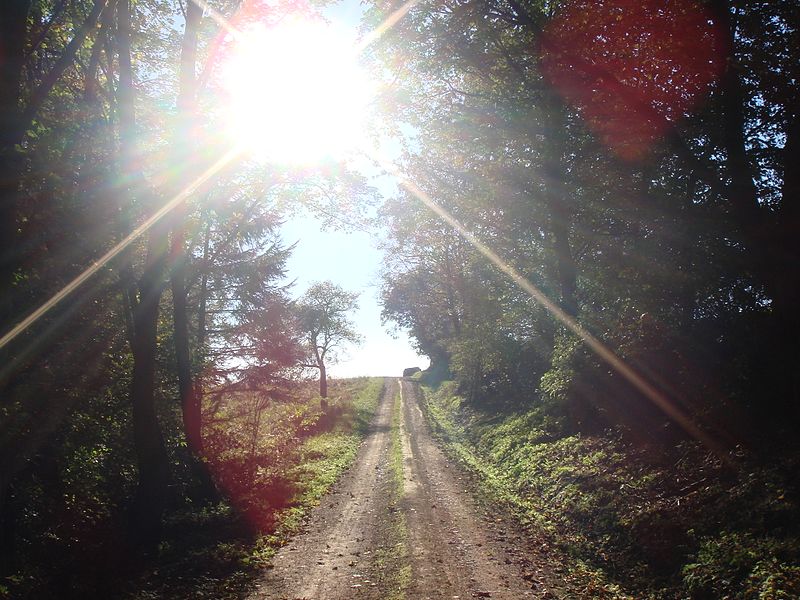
[0, 0, 376, 595]
[372, 0, 800, 595]
[1, 0, 799, 597]
[376, 0, 799, 432]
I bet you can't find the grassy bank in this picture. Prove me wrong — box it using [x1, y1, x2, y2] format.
[420, 380, 800, 599]
[123, 377, 385, 600]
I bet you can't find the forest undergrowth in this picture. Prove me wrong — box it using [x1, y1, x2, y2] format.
[3, 378, 383, 600]
[123, 377, 384, 600]
[419, 379, 800, 599]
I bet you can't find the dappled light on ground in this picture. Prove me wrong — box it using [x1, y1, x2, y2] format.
[201, 379, 374, 534]
[203, 386, 322, 531]
[2, 0, 799, 597]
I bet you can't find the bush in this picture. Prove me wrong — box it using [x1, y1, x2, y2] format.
[683, 532, 800, 599]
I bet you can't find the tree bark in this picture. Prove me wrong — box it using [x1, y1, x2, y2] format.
[169, 0, 217, 500]
[116, 0, 171, 551]
[319, 363, 328, 399]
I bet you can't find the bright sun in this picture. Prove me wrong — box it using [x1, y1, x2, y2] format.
[221, 18, 374, 165]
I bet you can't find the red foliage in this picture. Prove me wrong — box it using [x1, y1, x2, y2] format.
[540, 0, 727, 160]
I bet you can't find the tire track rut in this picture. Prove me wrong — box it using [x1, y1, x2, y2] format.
[250, 377, 564, 599]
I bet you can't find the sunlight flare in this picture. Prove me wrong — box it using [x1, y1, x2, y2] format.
[220, 18, 375, 164]
[369, 150, 722, 454]
[0, 1, 414, 359]
[0, 148, 241, 355]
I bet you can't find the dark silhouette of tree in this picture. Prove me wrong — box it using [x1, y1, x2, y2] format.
[296, 282, 361, 399]
[115, 0, 171, 552]
[0, 0, 797, 595]
[370, 0, 799, 429]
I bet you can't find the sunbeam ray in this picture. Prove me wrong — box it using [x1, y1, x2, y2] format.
[369, 150, 722, 453]
[188, 0, 240, 37]
[0, 147, 241, 353]
[0, 0, 422, 359]
[356, 0, 422, 53]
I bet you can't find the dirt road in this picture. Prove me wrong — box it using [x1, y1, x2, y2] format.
[250, 378, 566, 599]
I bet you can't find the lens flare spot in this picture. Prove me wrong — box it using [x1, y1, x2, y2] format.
[541, 0, 726, 161]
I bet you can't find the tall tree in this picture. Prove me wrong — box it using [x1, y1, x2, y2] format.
[196, 186, 301, 392]
[296, 282, 361, 399]
[168, 0, 216, 500]
[370, 0, 799, 431]
[0, 0, 116, 571]
[116, 0, 171, 551]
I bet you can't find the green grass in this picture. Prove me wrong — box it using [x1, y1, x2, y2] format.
[419, 380, 800, 599]
[372, 383, 410, 600]
[123, 377, 386, 600]
[254, 376, 385, 561]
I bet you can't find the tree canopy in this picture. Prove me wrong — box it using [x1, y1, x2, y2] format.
[370, 0, 799, 434]
[0, 0, 369, 586]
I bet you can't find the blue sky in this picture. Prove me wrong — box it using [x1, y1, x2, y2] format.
[278, 1, 428, 377]
[281, 214, 428, 377]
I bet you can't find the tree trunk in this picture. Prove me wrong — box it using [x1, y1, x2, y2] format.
[129, 244, 170, 551]
[171, 245, 217, 498]
[0, 0, 32, 347]
[769, 111, 800, 413]
[0, 0, 31, 572]
[709, 0, 762, 234]
[711, 0, 799, 415]
[0, 1, 105, 338]
[0, 484, 15, 576]
[196, 221, 211, 353]
[171, 239, 216, 500]
[319, 363, 328, 399]
[172, 240, 194, 448]
[550, 204, 578, 317]
[116, 0, 170, 551]
[169, 0, 215, 501]
[542, 96, 579, 318]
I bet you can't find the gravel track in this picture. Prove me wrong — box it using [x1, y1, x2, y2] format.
[249, 377, 567, 599]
